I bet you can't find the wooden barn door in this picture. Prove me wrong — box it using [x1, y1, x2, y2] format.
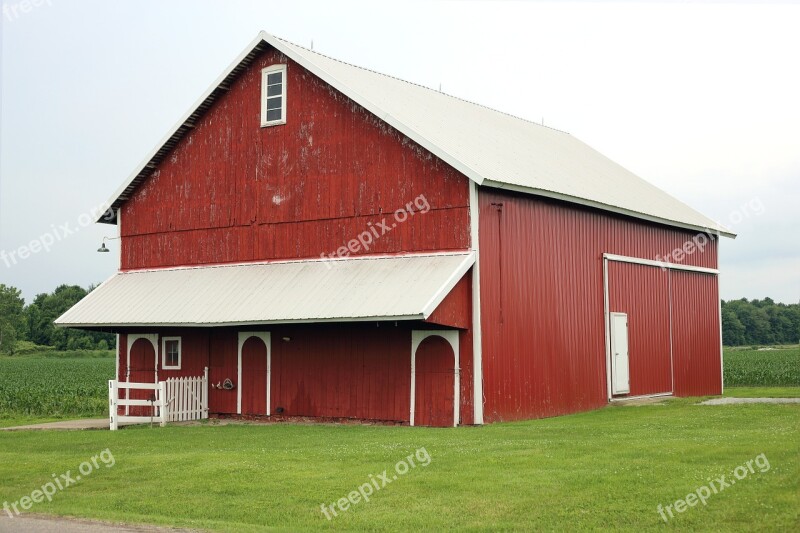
[413, 334, 457, 427]
[128, 337, 156, 416]
[240, 336, 268, 415]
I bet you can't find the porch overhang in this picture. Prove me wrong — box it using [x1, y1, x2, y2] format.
[55, 252, 474, 329]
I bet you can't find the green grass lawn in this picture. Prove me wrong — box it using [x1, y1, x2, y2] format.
[0, 399, 797, 531]
[724, 387, 800, 398]
[0, 348, 797, 530]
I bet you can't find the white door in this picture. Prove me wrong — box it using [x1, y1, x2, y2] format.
[610, 312, 630, 395]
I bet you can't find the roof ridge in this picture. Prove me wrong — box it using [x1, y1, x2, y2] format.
[272, 35, 570, 135]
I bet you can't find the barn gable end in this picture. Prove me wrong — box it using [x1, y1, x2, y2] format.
[120, 46, 471, 270]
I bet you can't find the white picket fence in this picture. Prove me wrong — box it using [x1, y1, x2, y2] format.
[108, 367, 208, 430]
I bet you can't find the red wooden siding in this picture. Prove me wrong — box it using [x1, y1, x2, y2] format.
[608, 262, 672, 396]
[479, 188, 720, 422]
[208, 329, 239, 414]
[128, 338, 156, 416]
[671, 271, 722, 396]
[120, 47, 470, 270]
[424, 271, 472, 329]
[270, 324, 410, 421]
[117, 322, 474, 423]
[414, 336, 456, 427]
[241, 336, 268, 415]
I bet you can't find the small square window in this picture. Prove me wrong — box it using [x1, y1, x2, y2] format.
[162, 337, 181, 370]
[261, 64, 287, 127]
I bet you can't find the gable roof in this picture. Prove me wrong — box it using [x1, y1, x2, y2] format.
[99, 31, 734, 238]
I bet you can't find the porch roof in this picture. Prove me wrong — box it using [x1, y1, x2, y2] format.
[54, 252, 474, 328]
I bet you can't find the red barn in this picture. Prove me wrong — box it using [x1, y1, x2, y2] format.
[56, 32, 734, 426]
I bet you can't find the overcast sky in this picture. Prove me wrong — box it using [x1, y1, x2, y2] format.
[1, 0, 798, 304]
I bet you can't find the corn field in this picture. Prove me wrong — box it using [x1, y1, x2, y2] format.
[0, 355, 114, 417]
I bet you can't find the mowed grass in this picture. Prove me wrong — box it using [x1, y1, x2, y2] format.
[0, 400, 798, 532]
[0, 353, 114, 421]
[724, 387, 800, 398]
[723, 345, 800, 386]
[0, 348, 798, 530]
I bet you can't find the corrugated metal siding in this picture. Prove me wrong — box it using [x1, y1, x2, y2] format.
[457, 327, 474, 425]
[671, 271, 723, 396]
[479, 189, 720, 422]
[608, 262, 672, 396]
[120, 47, 470, 270]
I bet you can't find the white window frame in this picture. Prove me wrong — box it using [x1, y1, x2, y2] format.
[261, 64, 287, 127]
[161, 336, 182, 370]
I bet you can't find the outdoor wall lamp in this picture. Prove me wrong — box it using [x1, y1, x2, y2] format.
[97, 236, 120, 253]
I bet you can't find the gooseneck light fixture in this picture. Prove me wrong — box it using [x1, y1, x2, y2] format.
[97, 236, 120, 253]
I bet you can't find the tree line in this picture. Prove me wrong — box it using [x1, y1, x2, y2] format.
[722, 298, 799, 346]
[0, 283, 115, 354]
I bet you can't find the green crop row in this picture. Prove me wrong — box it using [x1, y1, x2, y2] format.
[0, 356, 114, 417]
[723, 347, 800, 386]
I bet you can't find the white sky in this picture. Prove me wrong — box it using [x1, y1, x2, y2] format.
[1, 0, 798, 304]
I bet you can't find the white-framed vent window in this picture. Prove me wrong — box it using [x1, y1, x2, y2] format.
[162, 337, 182, 370]
[261, 64, 287, 127]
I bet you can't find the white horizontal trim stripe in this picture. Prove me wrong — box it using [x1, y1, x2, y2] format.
[604, 253, 719, 275]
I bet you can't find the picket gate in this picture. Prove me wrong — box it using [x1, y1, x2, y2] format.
[108, 367, 208, 430]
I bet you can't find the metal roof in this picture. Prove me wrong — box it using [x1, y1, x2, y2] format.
[54, 252, 475, 328]
[99, 32, 734, 238]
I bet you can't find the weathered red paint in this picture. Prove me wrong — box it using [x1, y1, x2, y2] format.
[270, 324, 410, 421]
[424, 271, 472, 329]
[241, 336, 268, 415]
[116, 322, 475, 423]
[128, 338, 155, 416]
[120, 47, 471, 270]
[414, 335, 456, 427]
[208, 329, 239, 414]
[478, 188, 721, 421]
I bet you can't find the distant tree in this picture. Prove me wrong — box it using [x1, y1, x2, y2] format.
[0, 284, 26, 354]
[722, 298, 800, 346]
[23, 284, 114, 351]
[721, 306, 745, 346]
